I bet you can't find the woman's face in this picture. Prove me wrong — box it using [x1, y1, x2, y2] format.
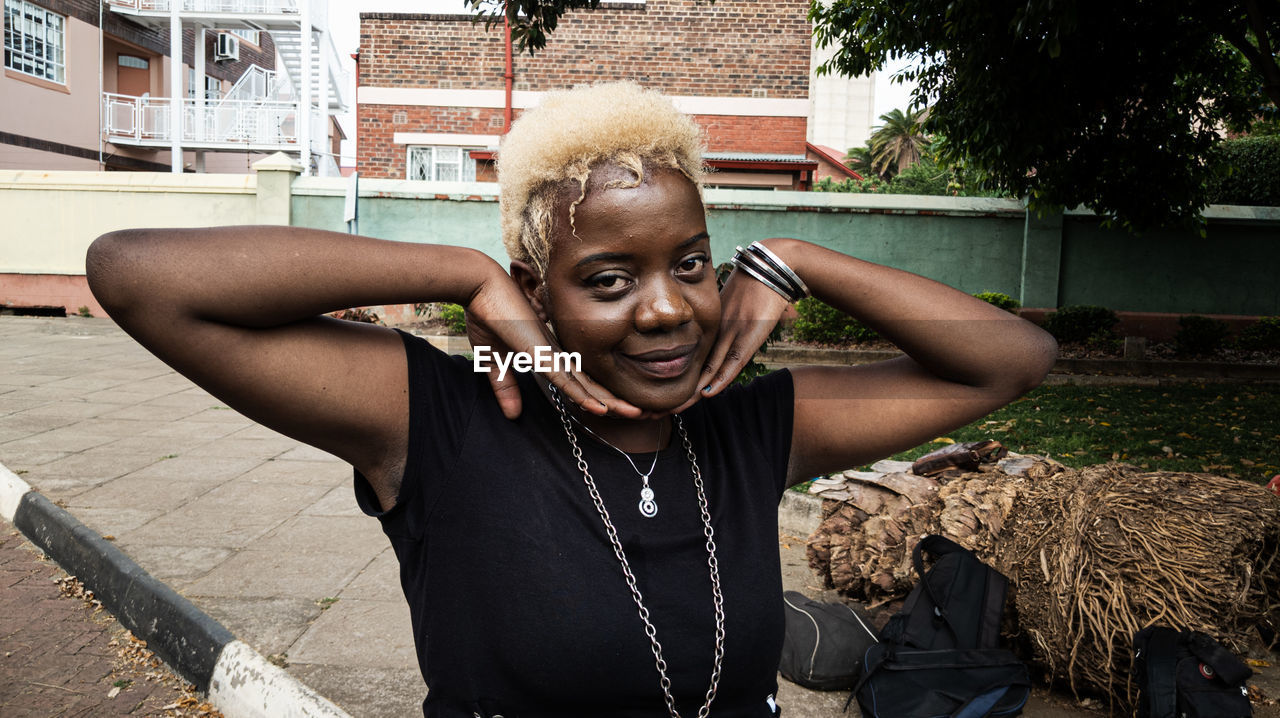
[534, 165, 721, 412]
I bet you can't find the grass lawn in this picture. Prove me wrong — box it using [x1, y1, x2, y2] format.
[852, 381, 1280, 484]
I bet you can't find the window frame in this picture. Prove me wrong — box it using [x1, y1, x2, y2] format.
[407, 145, 479, 183]
[226, 29, 260, 46]
[4, 0, 67, 85]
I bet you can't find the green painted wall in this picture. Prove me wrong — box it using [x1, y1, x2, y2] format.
[703, 208, 1026, 298]
[1059, 215, 1280, 315]
[286, 180, 1280, 316]
[292, 193, 506, 259]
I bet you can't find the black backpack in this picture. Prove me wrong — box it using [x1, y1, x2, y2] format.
[853, 535, 1030, 717]
[1133, 626, 1253, 718]
[779, 591, 879, 690]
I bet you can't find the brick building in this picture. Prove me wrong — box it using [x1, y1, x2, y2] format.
[357, 1, 820, 190]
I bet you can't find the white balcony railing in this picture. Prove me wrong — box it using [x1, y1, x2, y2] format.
[103, 92, 299, 149]
[105, 0, 299, 16]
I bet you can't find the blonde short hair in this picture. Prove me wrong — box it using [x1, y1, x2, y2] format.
[497, 82, 706, 275]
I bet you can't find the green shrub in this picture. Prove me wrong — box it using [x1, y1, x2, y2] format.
[439, 303, 467, 335]
[1174, 315, 1230, 356]
[792, 297, 878, 344]
[1042, 305, 1119, 344]
[1237, 316, 1280, 351]
[973, 292, 1021, 313]
[1207, 135, 1280, 207]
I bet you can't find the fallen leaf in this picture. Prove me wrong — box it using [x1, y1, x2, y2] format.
[931, 437, 955, 444]
[108, 686, 120, 698]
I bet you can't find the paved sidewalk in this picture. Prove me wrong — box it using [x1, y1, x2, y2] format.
[0, 526, 208, 716]
[0, 316, 422, 716]
[1, 315, 1273, 717]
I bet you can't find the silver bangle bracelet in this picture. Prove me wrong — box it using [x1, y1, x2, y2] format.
[745, 241, 810, 299]
[731, 245, 806, 302]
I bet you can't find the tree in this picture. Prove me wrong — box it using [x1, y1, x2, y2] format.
[467, 0, 609, 55]
[810, 0, 1278, 229]
[868, 107, 930, 178]
[844, 144, 875, 178]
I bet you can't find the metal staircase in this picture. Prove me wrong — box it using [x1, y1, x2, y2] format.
[271, 29, 347, 112]
[102, 0, 347, 174]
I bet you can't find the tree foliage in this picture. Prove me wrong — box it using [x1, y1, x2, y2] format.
[1206, 135, 1280, 206]
[825, 133, 1009, 197]
[868, 107, 930, 178]
[810, 0, 1279, 230]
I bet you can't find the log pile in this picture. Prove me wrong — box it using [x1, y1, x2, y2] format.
[806, 451, 1280, 704]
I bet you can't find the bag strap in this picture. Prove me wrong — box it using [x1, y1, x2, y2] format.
[1145, 628, 1181, 718]
[1186, 631, 1252, 685]
[846, 644, 893, 713]
[951, 685, 1010, 718]
[977, 563, 1008, 649]
[912, 535, 970, 643]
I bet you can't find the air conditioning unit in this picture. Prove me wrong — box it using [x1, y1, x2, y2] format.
[215, 33, 240, 62]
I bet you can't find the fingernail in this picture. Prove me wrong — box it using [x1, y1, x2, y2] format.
[703, 384, 713, 393]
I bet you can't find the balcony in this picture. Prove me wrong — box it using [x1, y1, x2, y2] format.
[103, 92, 306, 152]
[105, 0, 309, 31]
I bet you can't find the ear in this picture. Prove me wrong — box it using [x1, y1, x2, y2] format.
[510, 260, 549, 323]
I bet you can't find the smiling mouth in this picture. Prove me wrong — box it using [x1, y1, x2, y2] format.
[620, 344, 698, 379]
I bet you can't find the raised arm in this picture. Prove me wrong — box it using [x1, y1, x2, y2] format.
[86, 226, 630, 509]
[696, 238, 1057, 486]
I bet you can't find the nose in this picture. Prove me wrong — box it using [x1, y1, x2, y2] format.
[634, 276, 694, 333]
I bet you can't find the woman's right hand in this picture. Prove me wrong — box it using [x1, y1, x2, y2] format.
[464, 271, 643, 421]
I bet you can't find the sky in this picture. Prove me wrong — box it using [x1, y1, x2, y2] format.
[325, 0, 918, 165]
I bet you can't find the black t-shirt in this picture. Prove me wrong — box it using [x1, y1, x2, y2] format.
[355, 331, 795, 718]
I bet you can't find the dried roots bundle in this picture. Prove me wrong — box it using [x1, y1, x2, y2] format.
[806, 459, 1280, 704]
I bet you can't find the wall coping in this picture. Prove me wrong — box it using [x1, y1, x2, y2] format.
[5, 171, 1280, 222]
[292, 176, 501, 201]
[703, 189, 1026, 216]
[0, 170, 255, 195]
[1064, 203, 1280, 223]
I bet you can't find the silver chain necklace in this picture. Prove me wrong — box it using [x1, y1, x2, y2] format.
[549, 386, 726, 718]
[569, 414, 662, 518]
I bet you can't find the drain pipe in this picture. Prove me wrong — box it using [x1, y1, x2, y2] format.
[503, 4, 513, 133]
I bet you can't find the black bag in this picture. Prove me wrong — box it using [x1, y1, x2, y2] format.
[880, 535, 1008, 650]
[853, 535, 1030, 717]
[1133, 626, 1253, 718]
[780, 590, 878, 690]
[856, 644, 1030, 718]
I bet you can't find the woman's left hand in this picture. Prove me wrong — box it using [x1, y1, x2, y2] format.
[674, 264, 789, 413]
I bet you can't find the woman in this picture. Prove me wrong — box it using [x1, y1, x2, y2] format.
[86, 83, 1056, 717]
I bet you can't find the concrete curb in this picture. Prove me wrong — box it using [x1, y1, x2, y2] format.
[0, 461, 350, 718]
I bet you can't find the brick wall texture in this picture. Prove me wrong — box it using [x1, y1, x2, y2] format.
[358, 1, 812, 178]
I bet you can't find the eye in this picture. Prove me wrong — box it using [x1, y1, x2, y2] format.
[586, 272, 632, 292]
[677, 254, 708, 276]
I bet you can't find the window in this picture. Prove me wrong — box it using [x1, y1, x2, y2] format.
[4, 0, 66, 84]
[186, 69, 222, 100]
[227, 29, 259, 45]
[408, 146, 477, 182]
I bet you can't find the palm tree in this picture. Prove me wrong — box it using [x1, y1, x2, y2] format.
[868, 107, 931, 179]
[844, 144, 875, 178]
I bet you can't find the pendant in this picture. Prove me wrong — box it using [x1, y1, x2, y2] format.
[639, 485, 658, 518]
